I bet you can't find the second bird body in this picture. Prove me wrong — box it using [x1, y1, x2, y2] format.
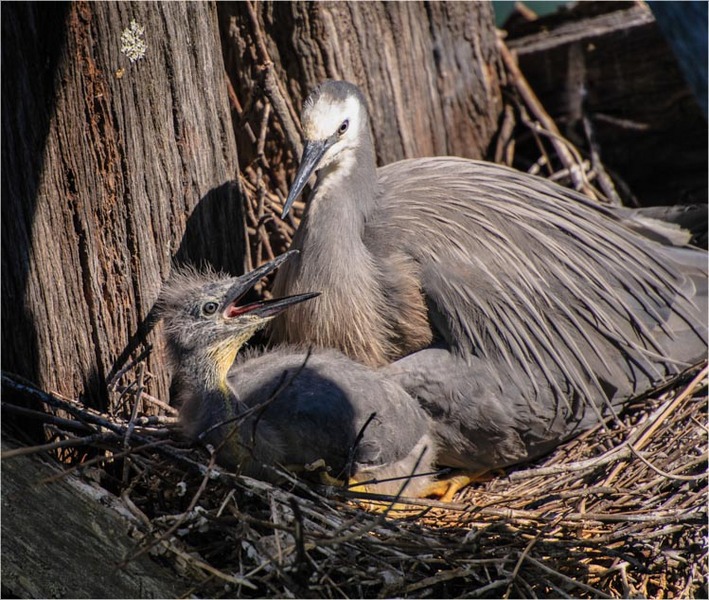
[272, 81, 707, 473]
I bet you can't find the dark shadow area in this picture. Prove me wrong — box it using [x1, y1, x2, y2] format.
[1, 3, 69, 437]
[191, 360, 365, 485]
[107, 182, 248, 389]
[172, 181, 247, 275]
[648, 0, 708, 117]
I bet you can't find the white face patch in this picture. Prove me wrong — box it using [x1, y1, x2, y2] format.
[303, 95, 363, 143]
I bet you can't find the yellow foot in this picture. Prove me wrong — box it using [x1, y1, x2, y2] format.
[343, 477, 427, 514]
[421, 469, 500, 502]
[301, 458, 348, 487]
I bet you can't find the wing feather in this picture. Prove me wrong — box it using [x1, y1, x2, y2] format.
[372, 158, 706, 407]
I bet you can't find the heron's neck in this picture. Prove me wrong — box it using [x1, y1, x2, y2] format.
[311, 139, 379, 227]
[272, 139, 397, 366]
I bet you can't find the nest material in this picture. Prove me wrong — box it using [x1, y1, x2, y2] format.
[3, 33, 707, 599]
[2, 361, 707, 599]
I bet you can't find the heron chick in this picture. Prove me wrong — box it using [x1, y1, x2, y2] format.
[158, 251, 438, 499]
[272, 80, 707, 492]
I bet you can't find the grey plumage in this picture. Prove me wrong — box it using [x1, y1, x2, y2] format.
[158, 252, 437, 497]
[271, 80, 708, 473]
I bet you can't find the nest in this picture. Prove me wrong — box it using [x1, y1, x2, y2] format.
[2, 360, 707, 599]
[3, 34, 707, 599]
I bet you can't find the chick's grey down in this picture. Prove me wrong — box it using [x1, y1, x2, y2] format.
[271, 80, 708, 472]
[159, 252, 437, 497]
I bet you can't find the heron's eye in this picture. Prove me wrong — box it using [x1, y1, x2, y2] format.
[202, 301, 219, 315]
[337, 120, 349, 136]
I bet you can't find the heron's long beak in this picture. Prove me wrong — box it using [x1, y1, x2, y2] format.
[219, 250, 319, 320]
[221, 250, 297, 303]
[281, 139, 330, 219]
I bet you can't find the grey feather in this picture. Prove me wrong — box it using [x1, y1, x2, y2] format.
[271, 80, 708, 472]
[158, 257, 438, 497]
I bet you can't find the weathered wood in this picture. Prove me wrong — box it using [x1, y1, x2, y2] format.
[1, 2, 245, 411]
[506, 2, 708, 205]
[1, 437, 188, 598]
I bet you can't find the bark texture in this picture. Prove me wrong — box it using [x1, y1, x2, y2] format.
[221, 1, 503, 163]
[2, 2, 245, 409]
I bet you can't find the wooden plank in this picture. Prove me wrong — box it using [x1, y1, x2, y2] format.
[507, 3, 707, 206]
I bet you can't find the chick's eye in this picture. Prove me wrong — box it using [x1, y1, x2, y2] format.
[338, 119, 349, 135]
[202, 301, 219, 315]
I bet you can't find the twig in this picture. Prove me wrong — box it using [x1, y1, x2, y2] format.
[1, 402, 94, 433]
[581, 113, 622, 205]
[118, 451, 219, 569]
[508, 443, 632, 481]
[38, 438, 173, 485]
[523, 555, 613, 598]
[123, 363, 145, 484]
[1, 432, 116, 460]
[132, 390, 178, 415]
[164, 541, 258, 590]
[107, 344, 152, 390]
[498, 34, 595, 197]
[504, 513, 567, 599]
[626, 445, 707, 482]
[244, 0, 302, 158]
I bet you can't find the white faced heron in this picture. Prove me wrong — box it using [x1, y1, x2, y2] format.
[271, 80, 708, 494]
[158, 251, 438, 499]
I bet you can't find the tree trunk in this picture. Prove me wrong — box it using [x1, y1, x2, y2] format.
[217, 0, 504, 266]
[1, 2, 245, 411]
[1, 1, 505, 417]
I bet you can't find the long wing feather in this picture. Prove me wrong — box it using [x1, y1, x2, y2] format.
[373, 158, 706, 408]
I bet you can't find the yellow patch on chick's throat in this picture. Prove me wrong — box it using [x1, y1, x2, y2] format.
[207, 337, 245, 391]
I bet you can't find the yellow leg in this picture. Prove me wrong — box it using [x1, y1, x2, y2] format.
[420, 469, 500, 502]
[298, 458, 349, 487]
[346, 476, 419, 514]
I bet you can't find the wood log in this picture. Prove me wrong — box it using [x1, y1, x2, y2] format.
[505, 2, 708, 206]
[1, 436, 188, 598]
[1, 2, 245, 412]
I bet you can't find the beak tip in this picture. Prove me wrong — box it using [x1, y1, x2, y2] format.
[281, 193, 298, 220]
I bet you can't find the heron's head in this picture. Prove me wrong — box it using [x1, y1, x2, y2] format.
[282, 80, 370, 218]
[158, 250, 318, 383]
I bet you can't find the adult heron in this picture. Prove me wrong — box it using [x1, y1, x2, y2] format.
[159, 251, 438, 499]
[271, 80, 707, 491]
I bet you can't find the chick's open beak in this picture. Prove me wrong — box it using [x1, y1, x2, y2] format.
[219, 250, 319, 320]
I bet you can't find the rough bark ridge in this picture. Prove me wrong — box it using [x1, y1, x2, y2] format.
[1, 2, 244, 408]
